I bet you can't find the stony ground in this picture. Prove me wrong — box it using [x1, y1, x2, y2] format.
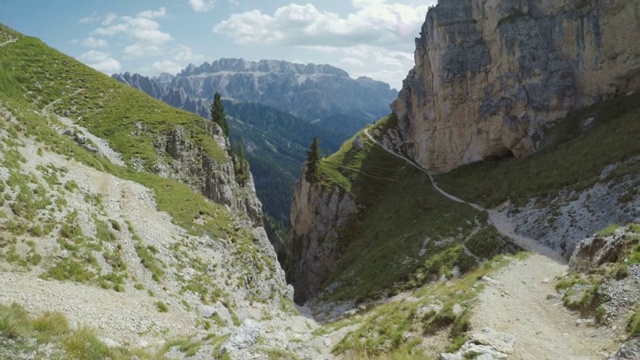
[472, 254, 619, 359]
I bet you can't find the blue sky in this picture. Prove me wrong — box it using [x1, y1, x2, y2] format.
[0, 0, 435, 89]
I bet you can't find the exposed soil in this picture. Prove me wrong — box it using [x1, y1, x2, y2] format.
[472, 254, 619, 359]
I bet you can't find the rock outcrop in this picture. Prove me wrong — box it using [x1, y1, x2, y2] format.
[283, 177, 358, 304]
[152, 121, 263, 226]
[391, 0, 640, 173]
[569, 229, 626, 273]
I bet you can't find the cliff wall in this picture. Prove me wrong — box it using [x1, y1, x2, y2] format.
[284, 178, 357, 304]
[392, 0, 640, 172]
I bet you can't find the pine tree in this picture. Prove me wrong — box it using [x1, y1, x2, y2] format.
[210, 92, 229, 137]
[233, 139, 250, 186]
[305, 136, 321, 182]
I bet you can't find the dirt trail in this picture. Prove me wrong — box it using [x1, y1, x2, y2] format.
[472, 254, 617, 359]
[363, 129, 565, 263]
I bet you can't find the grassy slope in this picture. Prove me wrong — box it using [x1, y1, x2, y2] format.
[313, 129, 504, 302]
[437, 93, 640, 207]
[0, 24, 226, 168]
[0, 24, 242, 239]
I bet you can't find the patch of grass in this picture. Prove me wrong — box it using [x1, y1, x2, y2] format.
[0, 303, 30, 339]
[43, 258, 95, 283]
[64, 327, 113, 360]
[32, 311, 70, 342]
[597, 224, 621, 237]
[95, 219, 116, 243]
[135, 242, 165, 283]
[158, 338, 202, 357]
[0, 302, 138, 359]
[155, 301, 169, 313]
[437, 93, 640, 208]
[64, 180, 79, 192]
[627, 308, 640, 338]
[465, 226, 515, 259]
[263, 347, 301, 360]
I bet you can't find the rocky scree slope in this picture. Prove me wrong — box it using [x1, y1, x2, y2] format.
[0, 24, 329, 359]
[390, 0, 640, 173]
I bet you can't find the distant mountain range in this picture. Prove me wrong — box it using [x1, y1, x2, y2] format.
[114, 58, 397, 128]
[113, 59, 397, 225]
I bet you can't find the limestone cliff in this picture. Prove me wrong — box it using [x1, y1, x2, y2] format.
[153, 121, 263, 226]
[391, 0, 640, 173]
[284, 177, 357, 304]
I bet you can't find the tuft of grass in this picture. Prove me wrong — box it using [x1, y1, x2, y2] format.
[597, 224, 621, 237]
[627, 308, 640, 338]
[161, 338, 202, 357]
[64, 327, 112, 360]
[0, 303, 30, 339]
[135, 242, 165, 283]
[32, 311, 70, 342]
[155, 301, 169, 313]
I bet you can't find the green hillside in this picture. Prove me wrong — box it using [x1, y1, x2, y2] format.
[288, 124, 516, 302]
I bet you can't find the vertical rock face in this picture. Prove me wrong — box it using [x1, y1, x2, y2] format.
[284, 178, 357, 304]
[392, 0, 640, 173]
[153, 121, 291, 301]
[153, 121, 263, 227]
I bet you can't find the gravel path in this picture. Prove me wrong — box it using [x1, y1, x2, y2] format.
[472, 254, 618, 359]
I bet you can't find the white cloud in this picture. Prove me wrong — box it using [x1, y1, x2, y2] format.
[81, 37, 108, 48]
[123, 43, 161, 58]
[78, 50, 121, 73]
[213, 1, 430, 48]
[152, 60, 183, 74]
[189, 0, 217, 12]
[95, 14, 172, 45]
[102, 13, 118, 26]
[171, 45, 204, 63]
[91, 7, 173, 60]
[138, 7, 166, 19]
[79, 13, 100, 24]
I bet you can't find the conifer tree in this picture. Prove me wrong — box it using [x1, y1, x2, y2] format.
[233, 139, 250, 186]
[210, 92, 229, 137]
[305, 136, 321, 182]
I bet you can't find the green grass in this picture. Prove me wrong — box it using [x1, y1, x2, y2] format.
[0, 302, 141, 359]
[288, 131, 488, 302]
[597, 224, 621, 237]
[331, 255, 513, 358]
[155, 301, 169, 313]
[437, 93, 640, 208]
[628, 308, 640, 338]
[0, 25, 226, 169]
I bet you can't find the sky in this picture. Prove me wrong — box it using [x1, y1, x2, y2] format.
[0, 0, 435, 90]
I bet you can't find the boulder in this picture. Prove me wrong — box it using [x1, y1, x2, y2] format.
[569, 233, 626, 273]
